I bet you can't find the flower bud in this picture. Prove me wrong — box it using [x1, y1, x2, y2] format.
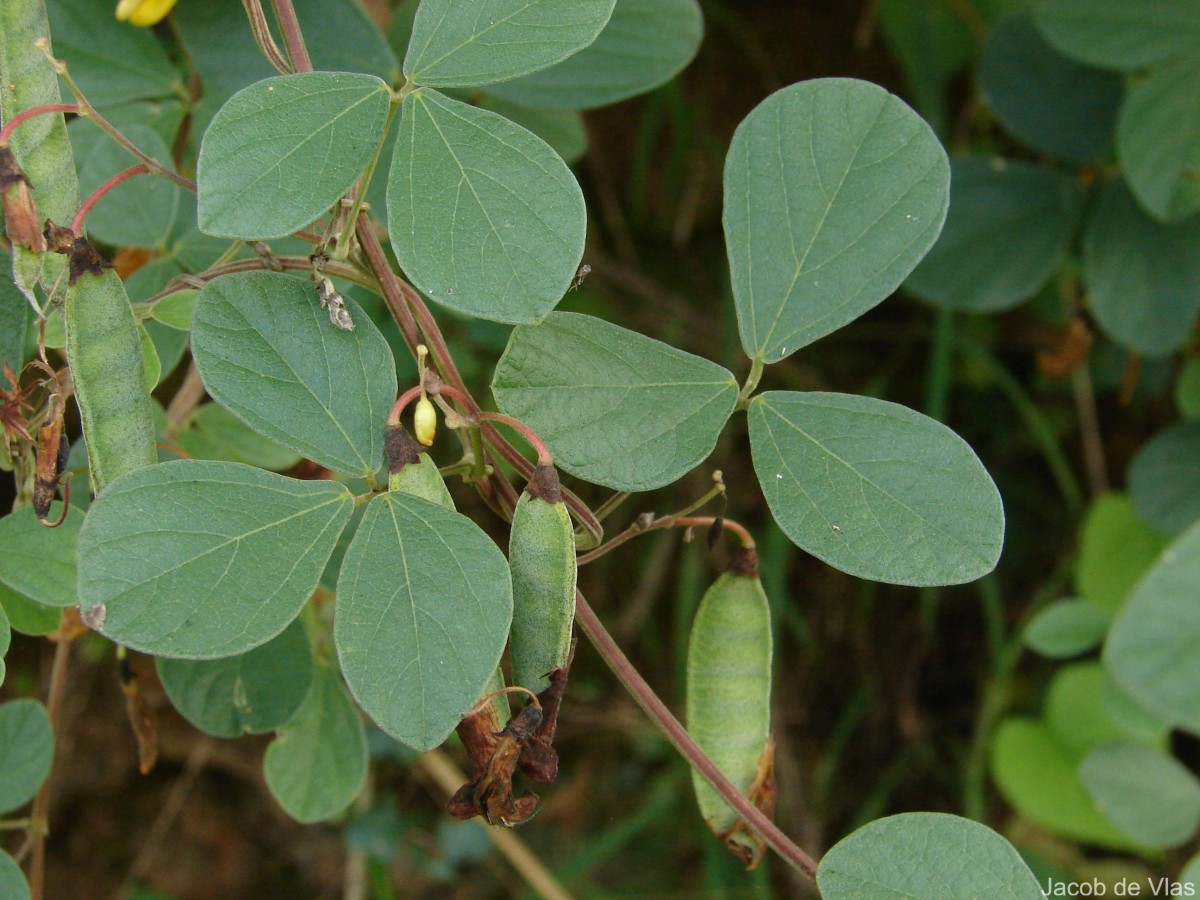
[115, 0, 177, 26]
[414, 396, 437, 447]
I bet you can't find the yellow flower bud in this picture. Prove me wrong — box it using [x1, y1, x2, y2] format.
[414, 396, 437, 447]
[115, 0, 177, 27]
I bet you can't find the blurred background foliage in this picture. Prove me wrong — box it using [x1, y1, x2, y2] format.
[4, 0, 1200, 896]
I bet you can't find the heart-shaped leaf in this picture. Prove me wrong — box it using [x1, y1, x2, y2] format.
[748, 391, 1003, 585]
[77, 460, 353, 659]
[191, 272, 397, 477]
[492, 312, 738, 491]
[725, 78, 949, 363]
[486, 0, 702, 110]
[403, 0, 614, 88]
[197, 72, 391, 239]
[0, 505, 83, 608]
[156, 619, 314, 738]
[817, 812, 1044, 899]
[904, 159, 1083, 312]
[335, 492, 512, 751]
[0, 699, 53, 814]
[387, 88, 585, 323]
[264, 665, 367, 823]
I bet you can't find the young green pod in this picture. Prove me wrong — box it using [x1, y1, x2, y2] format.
[508, 464, 576, 694]
[65, 257, 156, 494]
[686, 547, 773, 868]
[384, 423, 453, 509]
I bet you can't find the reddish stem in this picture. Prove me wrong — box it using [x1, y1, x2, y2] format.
[574, 593, 818, 880]
[387, 385, 425, 428]
[674, 516, 755, 549]
[271, 0, 313, 73]
[0, 104, 78, 145]
[72, 164, 149, 233]
[477, 412, 553, 466]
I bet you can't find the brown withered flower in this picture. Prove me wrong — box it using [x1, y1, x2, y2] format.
[0, 148, 45, 252]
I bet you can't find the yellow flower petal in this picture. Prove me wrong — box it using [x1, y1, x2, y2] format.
[115, 0, 177, 27]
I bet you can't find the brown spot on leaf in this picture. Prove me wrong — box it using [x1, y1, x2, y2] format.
[68, 236, 112, 285]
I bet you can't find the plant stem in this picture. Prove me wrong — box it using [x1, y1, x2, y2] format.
[477, 411, 553, 466]
[736, 356, 764, 409]
[241, 0, 292, 74]
[574, 592, 818, 880]
[27, 615, 73, 900]
[270, 0, 312, 73]
[576, 481, 731, 565]
[71, 164, 149, 233]
[35, 42, 195, 192]
[0, 104, 77, 146]
[386, 385, 424, 428]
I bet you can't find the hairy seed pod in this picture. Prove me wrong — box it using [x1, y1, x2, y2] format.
[686, 547, 773, 868]
[384, 423, 453, 509]
[65, 263, 156, 494]
[508, 465, 576, 694]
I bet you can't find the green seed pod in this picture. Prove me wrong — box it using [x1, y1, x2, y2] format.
[65, 261, 156, 494]
[384, 423, 453, 509]
[508, 464, 576, 694]
[686, 547, 773, 868]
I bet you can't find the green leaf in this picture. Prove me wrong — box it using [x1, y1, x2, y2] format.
[1023, 598, 1110, 659]
[403, 0, 615, 88]
[77, 460, 353, 659]
[1104, 671, 1170, 745]
[979, 13, 1122, 163]
[1117, 55, 1200, 223]
[0, 850, 29, 900]
[387, 88, 585, 323]
[149, 289, 198, 331]
[0, 699, 53, 814]
[176, 403, 304, 472]
[748, 391, 1003, 586]
[477, 97, 587, 163]
[1106, 519, 1200, 735]
[0, 505, 83, 608]
[725, 78, 949, 362]
[75, 124, 180, 248]
[1044, 662, 1160, 756]
[0, 585, 61, 637]
[485, 0, 702, 110]
[492, 312, 738, 491]
[877, 0, 976, 137]
[1076, 494, 1171, 615]
[45, 0, 181, 106]
[0, 252, 29, 375]
[1035, 0, 1200, 72]
[1129, 423, 1200, 534]
[1083, 179, 1200, 356]
[1179, 358, 1200, 420]
[156, 619, 314, 738]
[175, 0, 398, 134]
[335, 492, 512, 751]
[1080, 741, 1200, 848]
[197, 72, 391, 240]
[264, 665, 367, 823]
[991, 717, 1141, 851]
[0, 600, 8, 686]
[138, 322, 161, 392]
[904, 159, 1083, 312]
[817, 812, 1044, 899]
[191, 272, 397, 477]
